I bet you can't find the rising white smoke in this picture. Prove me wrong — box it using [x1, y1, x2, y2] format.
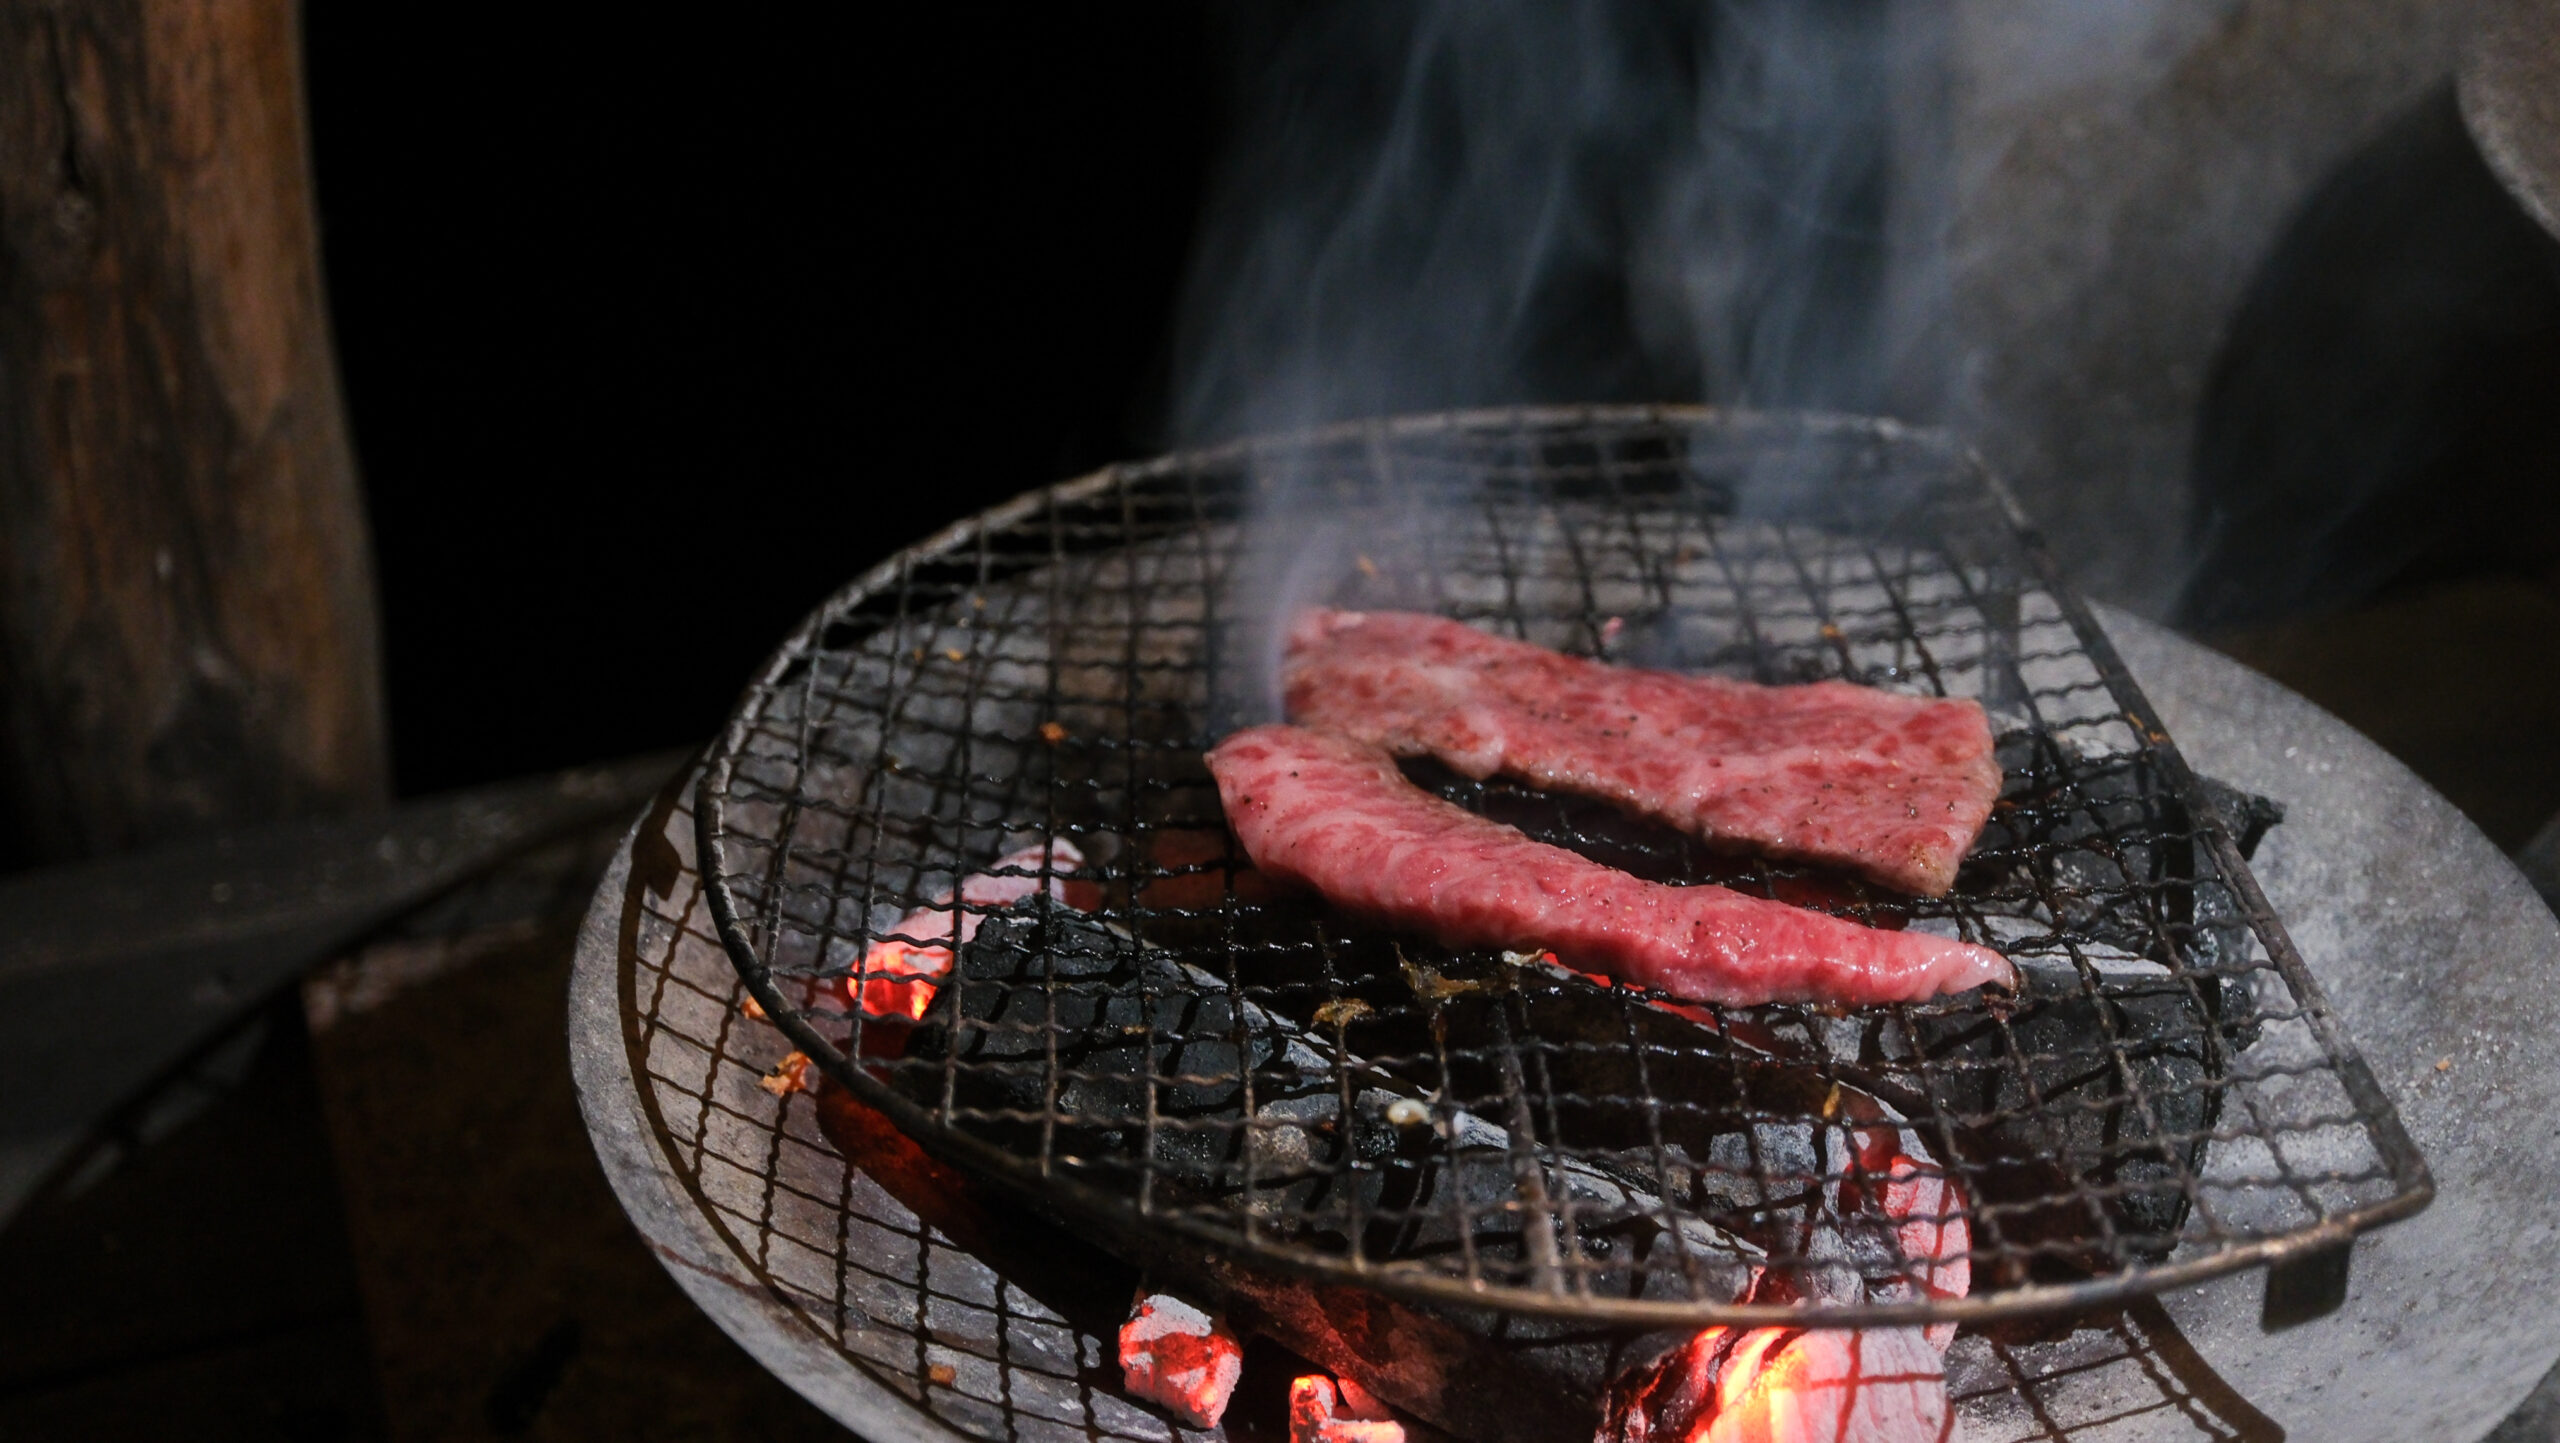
[1163, 0, 1984, 445]
[1164, 0, 2462, 638]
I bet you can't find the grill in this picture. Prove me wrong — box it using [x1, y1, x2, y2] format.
[695, 405, 2431, 1330]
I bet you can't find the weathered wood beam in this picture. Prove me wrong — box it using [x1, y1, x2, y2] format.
[0, 0, 386, 866]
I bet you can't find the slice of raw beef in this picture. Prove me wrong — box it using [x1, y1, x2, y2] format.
[1284, 609, 2000, 896]
[1206, 725, 2011, 1006]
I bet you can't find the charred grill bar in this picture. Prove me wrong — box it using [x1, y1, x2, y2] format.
[693, 407, 2430, 1353]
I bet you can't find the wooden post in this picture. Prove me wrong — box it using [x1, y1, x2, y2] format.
[0, 0, 386, 866]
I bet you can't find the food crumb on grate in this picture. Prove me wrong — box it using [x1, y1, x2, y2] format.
[1039, 720, 1069, 744]
[757, 1051, 812, 1096]
[1311, 996, 1373, 1028]
[1400, 955, 1493, 1001]
[927, 1362, 958, 1387]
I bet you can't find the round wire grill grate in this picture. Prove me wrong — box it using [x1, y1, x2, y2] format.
[697, 406, 2431, 1328]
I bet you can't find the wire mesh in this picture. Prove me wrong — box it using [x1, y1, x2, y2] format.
[621, 784, 1206, 1443]
[696, 406, 2430, 1328]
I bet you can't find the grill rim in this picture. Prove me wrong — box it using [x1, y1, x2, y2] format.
[695, 401, 2435, 1329]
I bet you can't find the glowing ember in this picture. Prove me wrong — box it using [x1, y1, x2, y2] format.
[1606, 1327, 1950, 1443]
[1878, 1156, 1970, 1351]
[1118, 1287, 1244, 1428]
[1816, 1089, 1973, 1354]
[846, 939, 953, 1023]
[1533, 950, 1973, 1352]
[1289, 1374, 1405, 1443]
[839, 839, 1088, 1020]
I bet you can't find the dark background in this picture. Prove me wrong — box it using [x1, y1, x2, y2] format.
[306, 10, 1220, 796]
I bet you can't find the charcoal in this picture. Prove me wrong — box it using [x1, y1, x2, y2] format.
[1971, 733, 2278, 976]
[2195, 775, 2286, 860]
[897, 911, 1760, 1295]
[881, 910, 1774, 1443]
[1235, 929, 2256, 1284]
[1897, 959, 2257, 1269]
[895, 909, 1277, 1182]
[1462, 943, 2253, 1274]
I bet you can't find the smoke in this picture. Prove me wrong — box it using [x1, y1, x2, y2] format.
[1161, 0, 2274, 709]
[1162, 0, 2246, 451]
[1163, 0, 1961, 445]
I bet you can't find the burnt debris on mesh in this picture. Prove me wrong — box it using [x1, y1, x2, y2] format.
[696, 406, 2431, 1328]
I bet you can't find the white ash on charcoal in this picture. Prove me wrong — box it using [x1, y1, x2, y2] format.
[890, 910, 1762, 1296]
[1966, 729, 2280, 973]
[1260, 941, 1978, 1320]
[825, 837, 1089, 1021]
[880, 910, 1765, 1439]
[879, 909, 1984, 1441]
[1119, 1286, 1245, 1428]
[1500, 944, 2247, 1298]
[1290, 1372, 1407, 1443]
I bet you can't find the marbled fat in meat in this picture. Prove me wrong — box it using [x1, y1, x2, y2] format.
[1284, 609, 2001, 897]
[1205, 725, 2012, 1007]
